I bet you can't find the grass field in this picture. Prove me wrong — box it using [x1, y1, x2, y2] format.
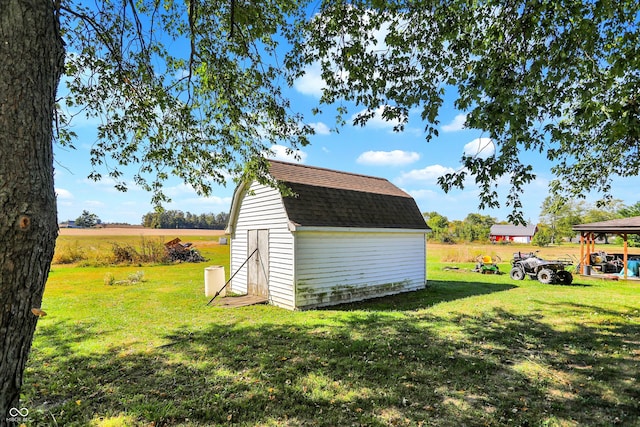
[20, 234, 640, 426]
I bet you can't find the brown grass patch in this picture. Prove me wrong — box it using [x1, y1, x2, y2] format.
[427, 242, 621, 264]
[59, 227, 226, 237]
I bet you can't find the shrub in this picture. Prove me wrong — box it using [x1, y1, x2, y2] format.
[110, 239, 169, 264]
[104, 271, 145, 286]
[138, 237, 169, 263]
[104, 272, 115, 286]
[53, 241, 87, 264]
[532, 228, 552, 247]
[111, 243, 139, 264]
[128, 271, 145, 283]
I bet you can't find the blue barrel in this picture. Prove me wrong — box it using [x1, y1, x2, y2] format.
[627, 260, 640, 277]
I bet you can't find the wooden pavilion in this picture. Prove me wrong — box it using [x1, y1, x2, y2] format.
[573, 216, 640, 279]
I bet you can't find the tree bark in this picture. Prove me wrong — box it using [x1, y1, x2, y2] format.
[0, 0, 64, 422]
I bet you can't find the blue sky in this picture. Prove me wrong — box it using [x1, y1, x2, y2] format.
[53, 70, 640, 225]
[53, 18, 640, 226]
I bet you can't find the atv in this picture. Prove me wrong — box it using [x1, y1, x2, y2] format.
[510, 251, 573, 285]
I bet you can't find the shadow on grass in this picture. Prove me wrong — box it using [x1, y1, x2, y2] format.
[23, 301, 639, 426]
[334, 280, 517, 311]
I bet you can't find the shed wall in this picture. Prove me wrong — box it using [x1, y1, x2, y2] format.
[294, 231, 427, 308]
[512, 236, 531, 244]
[230, 182, 295, 309]
[491, 234, 532, 244]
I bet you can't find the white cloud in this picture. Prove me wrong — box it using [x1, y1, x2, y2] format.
[309, 122, 331, 135]
[55, 188, 74, 200]
[166, 194, 233, 210]
[405, 127, 424, 138]
[396, 164, 456, 186]
[442, 113, 467, 132]
[81, 177, 144, 194]
[357, 150, 420, 166]
[293, 63, 326, 97]
[163, 182, 198, 198]
[463, 137, 495, 159]
[267, 145, 308, 163]
[407, 188, 440, 200]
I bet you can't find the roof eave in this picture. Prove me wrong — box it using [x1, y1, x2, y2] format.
[224, 180, 250, 236]
[288, 225, 430, 233]
[573, 226, 640, 234]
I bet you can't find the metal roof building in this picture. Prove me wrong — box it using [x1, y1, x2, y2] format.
[490, 224, 538, 243]
[573, 216, 640, 279]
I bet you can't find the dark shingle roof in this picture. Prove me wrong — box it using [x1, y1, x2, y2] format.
[268, 160, 429, 230]
[268, 160, 410, 197]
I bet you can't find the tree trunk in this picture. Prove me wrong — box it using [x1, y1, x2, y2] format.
[0, 0, 64, 422]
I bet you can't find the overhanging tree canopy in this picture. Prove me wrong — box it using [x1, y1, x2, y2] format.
[287, 0, 640, 223]
[2, 0, 640, 419]
[58, 0, 313, 205]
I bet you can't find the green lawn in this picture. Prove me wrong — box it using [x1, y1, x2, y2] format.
[21, 243, 639, 426]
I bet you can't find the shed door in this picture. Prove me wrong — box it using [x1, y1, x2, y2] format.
[247, 229, 269, 297]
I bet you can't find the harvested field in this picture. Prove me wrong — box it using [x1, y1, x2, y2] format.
[59, 227, 226, 237]
[429, 242, 585, 264]
[429, 242, 640, 262]
[55, 228, 227, 265]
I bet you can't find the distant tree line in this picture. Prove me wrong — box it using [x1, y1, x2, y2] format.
[424, 199, 640, 246]
[537, 197, 640, 247]
[75, 210, 102, 228]
[141, 210, 229, 229]
[423, 212, 497, 244]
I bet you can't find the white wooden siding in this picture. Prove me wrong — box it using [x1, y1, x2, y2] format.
[512, 236, 531, 244]
[294, 231, 427, 308]
[230, 182, 295, 309]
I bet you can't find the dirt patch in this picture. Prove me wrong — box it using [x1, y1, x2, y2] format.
[59, 227, 226, 237]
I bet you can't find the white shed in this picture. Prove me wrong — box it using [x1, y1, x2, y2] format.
[225, 160, 430, 310]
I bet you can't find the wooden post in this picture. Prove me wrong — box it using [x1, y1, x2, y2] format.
[580, 232, 585, 275]
[585, 232, 593, 272]
[623, 233, 628, 280]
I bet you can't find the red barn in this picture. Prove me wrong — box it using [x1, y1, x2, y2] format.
[490, 224, 538, 243]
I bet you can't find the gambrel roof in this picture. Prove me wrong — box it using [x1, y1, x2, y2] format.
[268, 160, 409, 197]
[229, 160, 429, 231]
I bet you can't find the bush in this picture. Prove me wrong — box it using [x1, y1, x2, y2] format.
[110, 239, 170, 264]
[111, 243, 139, 264]
[532, 228, 552, 247]
[54, 237, 175, 266]
[53, 241, 87, 264]
[104, 272, 115, 286]
[104, 271, 145, 286]
[128, 271, 145, 283]
[138, 236, 167, 262]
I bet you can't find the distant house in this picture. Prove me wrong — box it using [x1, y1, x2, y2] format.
[225, 160, 431, 310]
[490, 224, 538, 243]
[59, 220, 79, 228]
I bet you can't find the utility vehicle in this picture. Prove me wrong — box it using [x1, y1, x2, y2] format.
[510, 251, 573, 285]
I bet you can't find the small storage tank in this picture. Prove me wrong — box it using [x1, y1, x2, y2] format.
[205, 266, 226, 297]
